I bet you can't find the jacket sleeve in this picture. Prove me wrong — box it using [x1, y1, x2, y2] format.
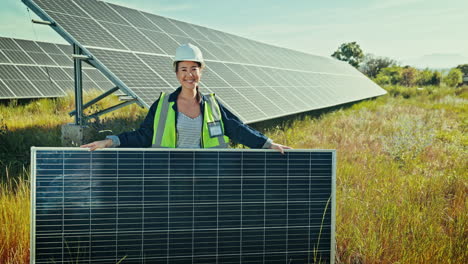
[117, 98, 160, 148]
[218, 100, 272, 149]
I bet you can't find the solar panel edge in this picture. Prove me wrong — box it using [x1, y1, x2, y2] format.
[331, 149, 337, 263]
[30, 146, 38, 264]
[31, 146, 336, 152]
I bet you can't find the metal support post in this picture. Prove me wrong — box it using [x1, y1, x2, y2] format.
[69, 86, 120, 117]
[73, 44, 84, 126]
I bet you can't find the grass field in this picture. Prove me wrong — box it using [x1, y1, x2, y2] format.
[0, 86, 467, 263]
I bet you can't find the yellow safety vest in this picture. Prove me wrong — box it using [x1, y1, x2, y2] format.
[151, 92, 230, 148]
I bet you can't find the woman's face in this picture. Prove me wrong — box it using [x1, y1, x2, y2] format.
[176, 61, 202, 90]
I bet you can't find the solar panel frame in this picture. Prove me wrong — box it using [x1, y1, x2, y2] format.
[31, 147, 336, 264]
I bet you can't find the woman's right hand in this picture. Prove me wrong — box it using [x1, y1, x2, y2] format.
[80, 139, 112, 151]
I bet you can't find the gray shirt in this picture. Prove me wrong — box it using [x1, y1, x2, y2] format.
[176, 112, 202, 148]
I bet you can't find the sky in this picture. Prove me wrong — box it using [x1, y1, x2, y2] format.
[1, 0, 467, 67]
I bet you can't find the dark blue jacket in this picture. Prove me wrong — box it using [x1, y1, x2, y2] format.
[117, 87, 270, 148]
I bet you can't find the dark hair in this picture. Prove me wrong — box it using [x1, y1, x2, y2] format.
[174, 61, 202, 72]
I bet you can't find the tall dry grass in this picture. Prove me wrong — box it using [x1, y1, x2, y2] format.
[265, 85, 467, 263]
[0, 85, 467, 263]
[0, 171, 29, 264]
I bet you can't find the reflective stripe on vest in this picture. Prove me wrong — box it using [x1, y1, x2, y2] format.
[152, 92, 229, 148]
[152, 93, 176, 148]
[202, 94, 229, 148]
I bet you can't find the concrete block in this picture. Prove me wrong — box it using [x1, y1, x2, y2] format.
[61, 124, 94, 146]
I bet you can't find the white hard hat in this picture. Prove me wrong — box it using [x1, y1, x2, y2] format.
[173, 43, 205, 71]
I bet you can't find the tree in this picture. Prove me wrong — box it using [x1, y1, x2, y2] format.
[455, 64, 468, 75]
[444, 68, 463, 87]
[375, 66, 403, 85]
[331, 42, 364, 68]
[430, 71, 442, 86]
[417, 68, 434, 86]
[401, 67, 419, 87]
[360, 54, 397, 78]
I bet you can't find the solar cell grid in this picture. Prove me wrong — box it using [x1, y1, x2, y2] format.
[273, 86, 311, 109]
[0, 80, 14, 97]
[102, 22, 164, 54]
[35, 42, 62, 54]
[207, 61, 250, 87]
[14, 39, 44, 53]
[221, 44, 256, 64]
[256, 67, 290, 87]
[139, 29, 179, 55]
[198, 66, 230, 88]
[27, 52, 57, 66]
[0, 37, 21, 50]
[74, 0, 130, 25]
[142, 13, 188, 37]
[206, 87, 266, 121]
[224, 63, 267, 87]
[0, 64, 28, 79]
[0, 50, 10, 63]
[281, 70, 304, 87]
[83, 68, 110, 83]
[233, 87, 284, 116]
[3, 80, 41, 97]
[0, 37, 124, 98]
[22, 0, 385, 123]
[32, 80, 65, 96]
[196, 26, 226, 44]
[3, 50, 36, 64]
[88, 48, 170, 88]
[17, 65, 50, 80]
[260, 86, 300, 112]
[52, 12, 127, 50]
[170, 19, 211, 42]
[34, 0, 88, 16]
[198, 40, 237, 62]
[136, 54, 180, 87]
[107, 3, 155, 30]
[32, 148, 335, 263]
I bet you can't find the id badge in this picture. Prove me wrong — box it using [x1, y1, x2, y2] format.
[208, 121, 223, 138]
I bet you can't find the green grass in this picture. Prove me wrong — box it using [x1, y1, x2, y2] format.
[1, 86, 467, 263]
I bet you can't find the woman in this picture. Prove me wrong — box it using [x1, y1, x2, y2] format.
[81, 43, 290, 153]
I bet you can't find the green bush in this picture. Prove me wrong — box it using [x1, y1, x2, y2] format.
[401, 67, 419, 87]
[430, 71, 442, 86]
[444, 68, 463, 87]
[417, 69, 434, 86]
[376, 66, 403, 85]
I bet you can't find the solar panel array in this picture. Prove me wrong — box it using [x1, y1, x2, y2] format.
[23, 0, 386, 123]
[32, 148, 335, 263]
[0, 37, 117, 99]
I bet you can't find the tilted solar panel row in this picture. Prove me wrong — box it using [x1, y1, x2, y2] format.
[23, 0, 386, 123]
[32, 148, 336, 264]
[0, 37, 117, 99]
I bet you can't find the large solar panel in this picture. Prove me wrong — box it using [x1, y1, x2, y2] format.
[23, 0, 386, 123]
[0, 37, 117, 99]
[32, 148, 336, 263]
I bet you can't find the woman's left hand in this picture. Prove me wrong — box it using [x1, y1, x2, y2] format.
[270, 143, 292, 154]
